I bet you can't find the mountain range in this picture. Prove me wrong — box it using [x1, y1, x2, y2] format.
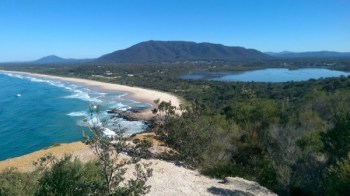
[2, 41, 350, 65]
[96, 40, 270, 63]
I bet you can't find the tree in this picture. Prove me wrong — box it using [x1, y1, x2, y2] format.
[83, 103, 153, 195]
[321, 112, 350, 161]
[154, 100, 214, 166]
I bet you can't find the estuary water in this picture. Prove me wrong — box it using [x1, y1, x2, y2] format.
[0, 72, 148, 160]
[179, 68, 350, 82]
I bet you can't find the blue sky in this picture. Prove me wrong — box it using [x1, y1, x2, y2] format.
[0, 0, 349, 61]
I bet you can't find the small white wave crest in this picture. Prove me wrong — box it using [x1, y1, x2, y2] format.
[3, 73, 24, 79]
[64, 89, 102, 103]
[3, 73, 104, 104]
[103, 128, 116, 137]
[117, 93, 128, 98]
[28, 77, 45, 83]
[67, 111, 88, 117]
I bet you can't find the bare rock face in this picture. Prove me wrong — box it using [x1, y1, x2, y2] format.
[139, 159, 277, 196]
[220, 177, 277, 196]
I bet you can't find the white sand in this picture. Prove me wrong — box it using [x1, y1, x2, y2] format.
[0, 70, 182, 109]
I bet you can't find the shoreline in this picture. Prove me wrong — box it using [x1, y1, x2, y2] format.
[0, 70, 182, 107]
[0, 70, 182, 116]
[0, 142, 92, 172]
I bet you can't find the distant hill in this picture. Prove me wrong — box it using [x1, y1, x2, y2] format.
[33, 55, 94, 64]
[0, 55, 94, 65]
[97, 40, 270, 63]
[34, 55, 67, 64]
[266, 51, 350, 58]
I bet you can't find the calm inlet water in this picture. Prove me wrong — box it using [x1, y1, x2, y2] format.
[179, 68, 350, 82]
[0, 72, 148, 160]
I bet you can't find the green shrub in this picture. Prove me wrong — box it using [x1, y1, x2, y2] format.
[36, 155, 103, 195]
[0, 167, 39, 196]
[325, 157, 350, 196]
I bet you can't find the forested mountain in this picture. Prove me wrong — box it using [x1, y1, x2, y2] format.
[266, 51, 350, 58]
[97, 40, 270, 63]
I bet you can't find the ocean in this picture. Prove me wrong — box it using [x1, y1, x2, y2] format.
[0, 72, 149, 160]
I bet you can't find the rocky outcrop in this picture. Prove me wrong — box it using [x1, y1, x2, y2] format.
[137, 159, 277, 196]
[107, 108, 165, 130]
[108, 109, 140, 121]
[219, 177, 276, 196]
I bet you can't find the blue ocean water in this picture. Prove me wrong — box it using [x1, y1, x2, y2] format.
[179, 68, 350, 82]
[0, 72, 148, 160]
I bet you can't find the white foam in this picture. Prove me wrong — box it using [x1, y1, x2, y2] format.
[48, 81, 66, 88]
[64, 89, 102, 103]
[3, 73, 24, 79]
[115, 102, 126, 108]
[3, 73, 103, 103]
[103, 128, 116, 137]
[28, 77, 45, 83]
[67, 111, 87, 117]
[117, 93, 128, 98]
[26, 76, 67, 90]
[87, 116, 102, 127]
[110, 118, 146, 136]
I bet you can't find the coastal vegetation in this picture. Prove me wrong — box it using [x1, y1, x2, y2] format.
[1, 55, 350, 195]
[72, 61, 349, 195]
[1, 0, 349, 194]
[149, 74, 350, 195]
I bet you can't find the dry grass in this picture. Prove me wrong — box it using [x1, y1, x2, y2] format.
[131, 132, 164, 146]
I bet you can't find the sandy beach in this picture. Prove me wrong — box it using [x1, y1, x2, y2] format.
[0, 142, 93, 172]
[0, 70, 182, 116]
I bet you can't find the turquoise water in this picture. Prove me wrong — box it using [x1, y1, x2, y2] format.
[179, 68, 350, 82]
[0, 72, 148, 160]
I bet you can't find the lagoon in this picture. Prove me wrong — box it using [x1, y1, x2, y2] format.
[179, 68, 350, 82]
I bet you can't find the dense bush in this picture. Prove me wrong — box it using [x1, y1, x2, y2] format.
[154, 80, 350, 194]
[325, 156, 350, 195]
[36, 155, 103, 195]
[0, 168, 39, 195]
